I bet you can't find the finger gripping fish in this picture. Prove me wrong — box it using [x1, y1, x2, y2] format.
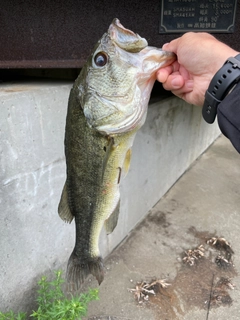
[58, 18, 176, 290]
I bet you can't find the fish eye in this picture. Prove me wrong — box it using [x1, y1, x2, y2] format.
[93, 52, 108, 67]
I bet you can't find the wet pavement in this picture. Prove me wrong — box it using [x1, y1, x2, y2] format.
[84, 135, 240, 320]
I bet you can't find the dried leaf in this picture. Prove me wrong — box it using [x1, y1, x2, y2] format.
[128, 278, 171, 303]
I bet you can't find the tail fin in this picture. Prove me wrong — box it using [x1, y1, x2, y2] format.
[66, 251, 104, 291]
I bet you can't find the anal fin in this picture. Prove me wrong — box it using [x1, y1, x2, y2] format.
[104, 200, 120, 235]
[58, 182, 74, 223]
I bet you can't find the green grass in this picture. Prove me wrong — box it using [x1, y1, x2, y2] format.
[0, 271, 98, 320]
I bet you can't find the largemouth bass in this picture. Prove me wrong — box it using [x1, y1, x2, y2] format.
[58, 18, 176, 290]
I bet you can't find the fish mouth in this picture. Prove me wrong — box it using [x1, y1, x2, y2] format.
[85, 19, 176, 135]
[94, 52, 175, 135]
[96, 52, 176, 135]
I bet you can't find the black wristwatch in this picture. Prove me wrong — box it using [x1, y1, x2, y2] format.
[202, 54, 240, 124]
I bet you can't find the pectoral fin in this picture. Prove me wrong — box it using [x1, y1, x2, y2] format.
[102, 136, 115, 180]
[58, 182, 74, 223]
[104, 200, 120, 234]
[123, 148, 132, 176]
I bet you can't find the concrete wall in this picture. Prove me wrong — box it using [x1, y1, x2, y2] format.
[0, 82, 220, 313]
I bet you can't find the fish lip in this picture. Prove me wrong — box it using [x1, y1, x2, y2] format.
[109, 18, 148, 53]
[140, 47, 177, 72]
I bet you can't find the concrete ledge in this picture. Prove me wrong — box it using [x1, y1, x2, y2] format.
[0, 82, 220, 313]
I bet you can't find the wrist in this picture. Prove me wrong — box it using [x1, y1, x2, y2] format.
[202, 53, 240, 124]
[208, 49, 239, 80]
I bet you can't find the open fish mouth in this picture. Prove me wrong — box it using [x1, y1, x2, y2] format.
[91, 49, 176, 135]
[84, 18, 176, 135]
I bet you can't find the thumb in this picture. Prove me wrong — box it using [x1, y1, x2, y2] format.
[162, 38, 180, 54]
[162, 43, 169, 50]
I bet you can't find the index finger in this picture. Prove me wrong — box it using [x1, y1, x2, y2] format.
[156, 65, 173, 83]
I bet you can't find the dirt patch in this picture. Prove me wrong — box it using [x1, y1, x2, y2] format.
[173, 257, 235, 312]
[147, 211, 171, 228]
[128, 227, 237, 319]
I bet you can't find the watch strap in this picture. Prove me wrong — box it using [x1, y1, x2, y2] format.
[202, 54, 240, 124]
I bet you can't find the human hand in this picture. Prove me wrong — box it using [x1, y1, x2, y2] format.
[157, 32, 239, 106]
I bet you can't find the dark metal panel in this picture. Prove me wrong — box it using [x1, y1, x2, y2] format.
[160, 0, 237, 33]
[0, 0, 240, 68]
